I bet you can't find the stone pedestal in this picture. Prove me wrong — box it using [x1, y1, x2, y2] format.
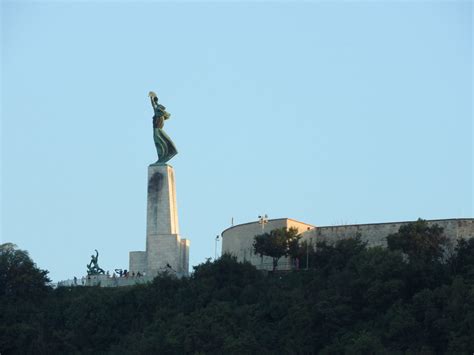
[129, 164, 189, 277]
[129, 251, 146, 274]
[146, 164, 179, 236]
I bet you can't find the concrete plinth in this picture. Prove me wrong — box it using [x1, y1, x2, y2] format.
[129, 164, 189, 277]
[147, 164, 179, 236]
[147, 233, 181, 275]
[129, 251, 147, 274]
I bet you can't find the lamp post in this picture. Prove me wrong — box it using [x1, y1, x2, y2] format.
[306, 240, 310, 270]
[215, 235, 220, 260]
[306, 227, 313, 270]
[258, 214, 268, 232]
[257, 214, 268, 269]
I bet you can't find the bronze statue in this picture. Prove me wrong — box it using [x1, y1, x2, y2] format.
[149, 91, 178, 164]
[86, 249, 105, 275]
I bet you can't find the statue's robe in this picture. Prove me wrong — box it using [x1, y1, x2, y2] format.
[152, 107, 177, 164]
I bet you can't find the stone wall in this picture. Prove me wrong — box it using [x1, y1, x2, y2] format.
[301, 218, 474, 247]
[58, 273, 183, 288]
[221, 218, 314, 270]
[221, 218, 474, 271]
[85, 274, 154, 287]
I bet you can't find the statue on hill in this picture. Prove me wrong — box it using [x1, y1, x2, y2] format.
[149, 91, 178, 165]
[87, 249, 105, 275]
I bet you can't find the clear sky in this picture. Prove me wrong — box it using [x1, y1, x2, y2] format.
[1, 0, 472, 282]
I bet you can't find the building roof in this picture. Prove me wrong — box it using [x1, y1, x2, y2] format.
[221, 218, 316, 235]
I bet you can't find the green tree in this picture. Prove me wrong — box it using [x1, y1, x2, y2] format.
[0, 243, 51, 354]
[0, 243, 50, 299]
[386, 219, 448, 263]
[387, 220, 451, 294]
[450, 238, 474, 280]
[311, 236, 367, 274]
[253, 227, 301, 271]
[2, 236, 474, 353]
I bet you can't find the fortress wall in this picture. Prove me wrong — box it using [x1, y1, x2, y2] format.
[301, 219, 474, 247]
[222, 218, 474, 271]
[222, 219, 287, 269]
[287, 219, 316, 234]
[221, 219, 314, 270]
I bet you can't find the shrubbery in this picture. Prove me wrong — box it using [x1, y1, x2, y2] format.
[1, 221, 474, 354]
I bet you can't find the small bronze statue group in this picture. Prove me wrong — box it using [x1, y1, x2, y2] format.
[86, 249, 105, 275]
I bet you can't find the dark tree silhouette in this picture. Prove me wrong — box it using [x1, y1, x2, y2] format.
[253, 227, 301, 270]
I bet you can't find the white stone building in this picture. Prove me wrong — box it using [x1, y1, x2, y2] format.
[221, 218, 474, 270]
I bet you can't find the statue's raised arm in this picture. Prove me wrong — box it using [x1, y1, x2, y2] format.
[149, 91, 158, 110]
[148, 91, 178, 165]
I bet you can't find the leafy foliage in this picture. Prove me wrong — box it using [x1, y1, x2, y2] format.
[0, 243, 51, 299]
[387, 218, 448, 263]
[0, 243, 51, 353]
[1, 222, 474, 354]
[253, 227, 301, 270]
[450, 238, 474, 280]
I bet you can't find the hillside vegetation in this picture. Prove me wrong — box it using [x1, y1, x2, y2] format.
[1, 220, 474, 354]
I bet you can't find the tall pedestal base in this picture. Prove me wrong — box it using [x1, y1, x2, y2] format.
[129, 164, 189, 277]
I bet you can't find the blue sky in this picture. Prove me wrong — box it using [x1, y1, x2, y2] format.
[1, 0, 472, 281]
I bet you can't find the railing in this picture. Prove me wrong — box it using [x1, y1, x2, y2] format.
[55, 274, 155, 288]
[255, 260, 295, 271]
[55, 278, 86, 287]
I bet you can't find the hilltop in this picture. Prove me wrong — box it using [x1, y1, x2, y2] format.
[1, 221, 474, 354]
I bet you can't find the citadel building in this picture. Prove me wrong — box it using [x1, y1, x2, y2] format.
[221, 218, 474, 270]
